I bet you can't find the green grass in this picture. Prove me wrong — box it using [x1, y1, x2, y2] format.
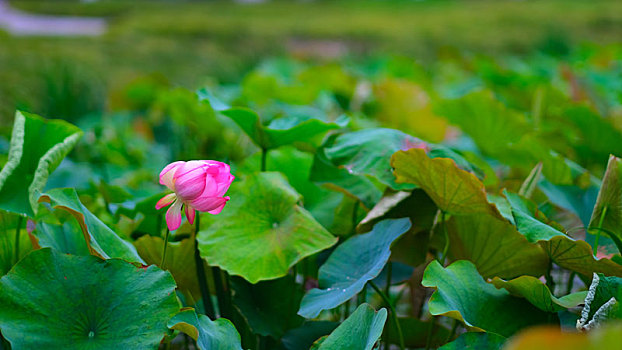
[1, 0, 620, 126]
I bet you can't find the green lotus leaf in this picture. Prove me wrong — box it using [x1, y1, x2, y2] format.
[298, 218, 411, 318]
[221, 107, 347, 150]
[503, 190, 565, 242]
[577, 273, 622, 330]
[439, 332, 506, 350]
[232, 275, 304, 338]
[314, 303, 387, 350]
[39, 188, 144, 263]
[422, 260, 550, 337]
[168, 309, 242, 350]
[0, 111, 82, 217]
[0, 248, 179, 349]
[281, 322, 338, 350]
[237, 146, 344, 230]
[392, 148, 503, 219]
[538, 179, 599, 227]
[323, 128, 418, 190]
[134, 235, 209, 303]
[491, 276, 587, 312]
[198, 172, 337, 283]
[588, 155, 622, 253]
[310, 137, 383, 209]
[504, 190, 622, 277]
[31, 221, 90, 255]
[447, 214, 549, 279]
[387, 317, 450, 349]
[433, 91, 537, 167]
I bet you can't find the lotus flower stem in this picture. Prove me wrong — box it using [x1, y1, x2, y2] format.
[592, 206, 607, 256]
[160, 228, 170, 269]
[14, 216, 23, 264]
[370, 280, 404, 350]
[193, 214, 215, 319]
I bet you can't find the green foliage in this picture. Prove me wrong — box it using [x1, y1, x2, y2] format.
[198, 172, 336, 283]
[1, 13, 622, 347]
[0, 248, 179, 349]
[39, 188, 144, 263]
[439, 332, 506, 350]
[298, 218, 411, 318]
[168, 309, 242, 350]
[0, 111, 82, 217]
[422, 260, 550, 337]
[313, 304, 387, 350]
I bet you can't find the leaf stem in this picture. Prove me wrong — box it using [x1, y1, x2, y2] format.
[193, 214, 215, 319]
[212, 266, 229, 318]
[358, 284, 367, 305]
[161, 228, 170, 269]
[14, 216, 23, 264]
[370, 281, 404, 350]
[566, 271, 577, 295]
[440, 211, 449, 265]
[260, 148, 268, 172]
[383, 261, 393, 350]
[424, 318, 437, 350]
[593, 206, 608, 256]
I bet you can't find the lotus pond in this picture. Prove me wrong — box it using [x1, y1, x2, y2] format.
[0, 41, 622, 349]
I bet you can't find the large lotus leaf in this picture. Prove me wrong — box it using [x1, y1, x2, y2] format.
[504, 190, 622, 277]
[221, 107, 347, 150]
[504, 190, 565, 242]
[0, 248, 179, 349]
[564, 107, 622, 166]
[439, 332, 506, 350]
[373, 80, 448, 142]
[31, 221, 90, 256]
[314, 304, 387, 350]
[310, 136, 383, 209]
[168, 309, 242, 350]
[281, 322, 339, 350]
[491, 276, 587, 312]
[0, 111, 82, 217]
[198, 172, 337, 283]
[232, 275, 303, 338]
[39, 188, 144, 263]
[298, 218, 411, 318]
[392, 148, 503, 218]
[447, 214, 548, 279]
[504, 323, 622, 350]
[433, 91, 534, 165]
[237, 146, 343, 230]
[543, 236, 622, 277]
[422, 260, 550, 337]
[134, 235, 206, 302]
[588, 155, 622, 253]
[322, 128, 418, 190]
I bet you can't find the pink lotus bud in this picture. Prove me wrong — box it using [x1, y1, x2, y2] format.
[156, 160, 234, 231]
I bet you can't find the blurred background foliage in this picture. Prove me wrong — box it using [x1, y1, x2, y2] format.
[0, 0, 620, 124]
